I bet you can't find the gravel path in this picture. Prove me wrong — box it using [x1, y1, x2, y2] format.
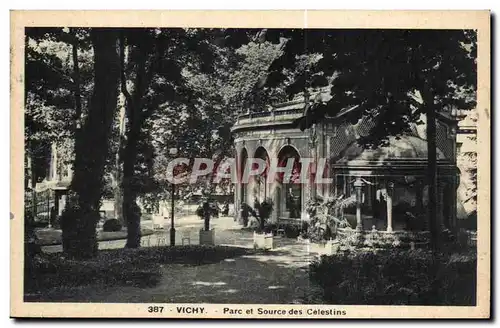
[36, 217, 324, 304]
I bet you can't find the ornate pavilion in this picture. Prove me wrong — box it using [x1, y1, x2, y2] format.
[231, 96, 461, 237]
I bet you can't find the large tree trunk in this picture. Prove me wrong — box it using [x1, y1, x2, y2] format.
[119, 33, 152, 248]
[423, 89, 443, 307]
[123, 127, 141, 248]
[61, 29, 120, 259]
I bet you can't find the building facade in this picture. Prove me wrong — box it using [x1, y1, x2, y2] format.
[232, 97, 462, 235]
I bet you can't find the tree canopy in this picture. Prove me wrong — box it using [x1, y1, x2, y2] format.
[25, 27, 477, 257]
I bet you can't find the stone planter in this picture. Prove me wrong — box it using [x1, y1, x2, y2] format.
[253, 232, 274, 250]
[199, 229, 215, 246]
[324, 239, 339, 255]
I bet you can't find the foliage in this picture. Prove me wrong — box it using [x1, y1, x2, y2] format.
[102, 219, 123, 232]
[282, 224, 301, 238]
[24, 209, 42, 260]
[309, 249, 476, 305]
[25, 28, 94, 187]
[195, 199, 217, 231]
[147, 31, 281, 200]
[303, 196, 354, 242]
[224, 40, 287, 113]
[60, 29, 121, 259]
[336, 231, 363, 252]
[254, 198, 274, 233]
[116, 29, 265, 246]
[362, 230, 402, 249]
[264, 29, 476, 143]
[263, 29, 477, 250]
[24, 245, 252, 297]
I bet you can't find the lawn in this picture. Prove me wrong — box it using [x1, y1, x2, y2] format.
[24, 245, 253, 300]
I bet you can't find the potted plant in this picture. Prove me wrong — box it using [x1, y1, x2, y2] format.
[197, 198, 215, 246]
[302, 196, 355, 251]
[300, 197, 324, 243]
[253, 198, 274, 250]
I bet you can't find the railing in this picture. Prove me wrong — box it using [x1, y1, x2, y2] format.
[234, 108, 304, 129]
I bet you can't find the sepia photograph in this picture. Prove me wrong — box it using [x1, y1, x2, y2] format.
[10, 10, 490, 318]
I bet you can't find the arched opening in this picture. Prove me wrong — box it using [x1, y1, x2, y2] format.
[276, 146, 302, 219]
[254, 147, 270, 203]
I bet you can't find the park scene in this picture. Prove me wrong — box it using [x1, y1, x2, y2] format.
[24, 27, 478, 305]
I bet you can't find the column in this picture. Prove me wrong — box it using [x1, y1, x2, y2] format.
[235, 181, 240, 223]
[354, 177, 364, 231]
[234, 150, 240, 223]
[386, 182, 394, 232]
[58, 193, 67, 216]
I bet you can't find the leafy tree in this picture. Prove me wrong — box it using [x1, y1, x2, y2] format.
[224, 40, 287, 113]
[60, 28, 121, 258]
[146, 30, 282, 201]
[118, 28, 225, 247]
[25, 28, 94, 221]
[263, 29, 477, 250]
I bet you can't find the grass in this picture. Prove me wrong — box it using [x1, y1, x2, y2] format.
[24, 245, 252, 298]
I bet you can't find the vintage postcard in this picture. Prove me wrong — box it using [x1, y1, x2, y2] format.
[10, 10, 490, 318]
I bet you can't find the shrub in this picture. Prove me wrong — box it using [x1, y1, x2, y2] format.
[263, 223, 278, 235]
[24, 245, 253, 297]
[299, 221, 310, 239]
[304, 196, 354, 242]
[363, 230, 402, 249]
[195, 205, 204, 217]
[309, 249, 476, 305]
[102, 219, 122, 232]
[24, 210, 41, 258]
[254, 198, 274, 233]
[284, 224, 300, 238]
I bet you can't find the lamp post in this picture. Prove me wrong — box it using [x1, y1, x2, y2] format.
[169, 147, 178, 246]
[386, 181, 394, 233]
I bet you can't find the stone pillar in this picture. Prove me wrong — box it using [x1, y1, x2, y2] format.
[354, 178, 364, 231]
[234, 148, 241, 223]
[386, 182, 394, 232]
[58, 194, 67, 216]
